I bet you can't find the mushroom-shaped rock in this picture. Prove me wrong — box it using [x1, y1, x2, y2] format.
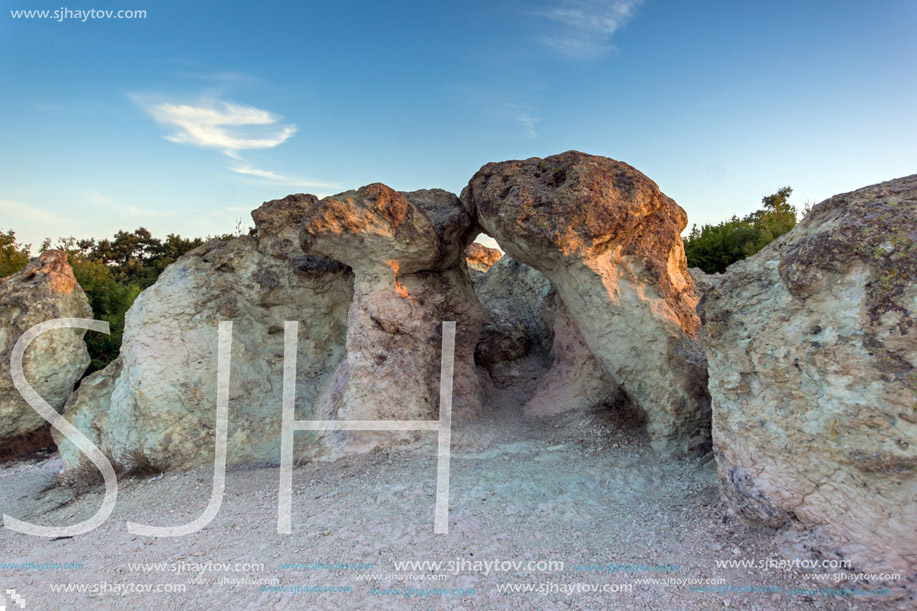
[464, 151, 710, 455]
[301, 184, 483, 452]
[1, 250, 92, 455]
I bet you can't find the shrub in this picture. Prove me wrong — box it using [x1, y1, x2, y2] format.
[0, 229, 31, 277]
[685, 187, 797, 273]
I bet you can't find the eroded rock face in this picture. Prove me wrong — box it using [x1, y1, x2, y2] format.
[699, 175, 917, 594]
[1, 251, 91, 450]
[473, 256, 556, 385]
[56, 196, 353, 475]
[465, 242, 503, 273]
[464, 151, 710, 454]
[300, 184, 483, 453]
[523, 302, 622, 419]
[472, 254, 624, 419]
[687, 267, 717, 300]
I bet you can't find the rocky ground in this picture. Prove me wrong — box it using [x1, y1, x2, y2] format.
[0, 370, 892, 610]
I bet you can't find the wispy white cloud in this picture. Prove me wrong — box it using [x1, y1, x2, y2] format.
[86, 190, 163, 218]
[132, 93, 333, 191]
[533, 0, 643, 59]
[457, 89, 540, 138]
[229, 165, 336, 190]
[516, 112, 539, 138]
[134, 97, 296, 158]
[0, 198, 68, 251]
[0, 199, 60, 223]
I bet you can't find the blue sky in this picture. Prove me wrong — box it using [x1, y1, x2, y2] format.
[2, 0, 915, 250]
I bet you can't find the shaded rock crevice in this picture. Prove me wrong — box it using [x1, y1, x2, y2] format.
[463, 151, 711, 455]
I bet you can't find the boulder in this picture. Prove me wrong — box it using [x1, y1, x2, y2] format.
[1, 250, 91, 454]
[465, 242, 503, 273]
[55, 195, 354, 475]
[300, 184, 484, 453]
[464, 151, 710, 454]
[473, 255, 556, 385]
[698, 175, 917, 594]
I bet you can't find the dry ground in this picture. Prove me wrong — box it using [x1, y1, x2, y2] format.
[0, 374, 895, 610]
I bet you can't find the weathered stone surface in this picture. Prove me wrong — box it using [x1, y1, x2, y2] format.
[250, 193, 319, 258]
[472, 254, 623, 417]
[464, 151, 710, 454]
[473, 256, 556, 385]
[465, 242, 503, 273]
[687, 267, 717, 300]
[56, 355, 122, 474]
[1, 250, 91, 448]
[56, 196, 353, 475]
[698, 175, 917, 594]
[301, 184, 484, 454]
[523, 301, 621, 418]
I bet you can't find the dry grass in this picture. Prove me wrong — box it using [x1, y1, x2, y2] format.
[56, 447, 171, 492]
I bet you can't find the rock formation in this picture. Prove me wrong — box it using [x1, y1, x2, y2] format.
[300, 185, 483, 453]
[687, 267, 716, 299]
[23, 153, 913, 598]
[0, 250, 92, 455]
[472, 254, 625, 419]
[699, 175, 917, 594]
[56, 195, 354, 475]
[522, 301, 624, 419]
[464, 151, 710, 454]
[473, 256, 556, 385]
[465, 242, 503, 273]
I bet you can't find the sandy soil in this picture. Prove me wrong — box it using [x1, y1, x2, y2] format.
[0, 373, 893, 610]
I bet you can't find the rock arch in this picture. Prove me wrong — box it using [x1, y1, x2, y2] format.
[463, 151, 711, 455]
[51, 151, 712, 477]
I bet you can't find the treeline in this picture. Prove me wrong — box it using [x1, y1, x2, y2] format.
[1, 228, 230, 374]
[684, 187, 800, 273]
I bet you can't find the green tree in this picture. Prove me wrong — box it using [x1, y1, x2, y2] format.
[72, 228, 205, 289]
[71, 258, 141, 373]
[685, 187, 797, 273]
[46, 237, 140, 373]
[5, 226, 213, 374]
[0, 229, 31, 277]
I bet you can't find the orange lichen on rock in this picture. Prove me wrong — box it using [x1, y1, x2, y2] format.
[21, 250, 79, 295]
[385, 259, 412, 299]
